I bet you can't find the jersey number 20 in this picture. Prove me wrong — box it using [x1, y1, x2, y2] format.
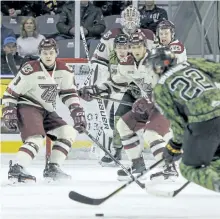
[169, 68, 214, 101]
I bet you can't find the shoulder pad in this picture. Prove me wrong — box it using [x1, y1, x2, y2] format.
[169, 41, 184, 54]
[139, 28, 155, 41]
[102, 28, 122, 40]
[20, 60, 40, 75]
[56, 60, 73, 73]
[119, 55, 134, 65]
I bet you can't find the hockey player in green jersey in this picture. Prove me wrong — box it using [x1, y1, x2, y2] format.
[147, 47, 220, 192]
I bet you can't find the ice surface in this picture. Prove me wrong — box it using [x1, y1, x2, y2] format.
[1, 154, 220, 219]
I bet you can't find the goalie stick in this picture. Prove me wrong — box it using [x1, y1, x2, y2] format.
[69, 158, 163, 205]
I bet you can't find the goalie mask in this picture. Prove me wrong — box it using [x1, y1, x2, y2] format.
[39, 38, 58, 67]
[148, 47, 176, 74]
[114, 34, 129, 60]
[121, 5, 140, 34]
[156, 20, 175, 46]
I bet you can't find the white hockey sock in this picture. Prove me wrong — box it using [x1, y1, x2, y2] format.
[121, 133, 142, 160]
[50, 139, 71, 165]
[16, 141, 39, 168]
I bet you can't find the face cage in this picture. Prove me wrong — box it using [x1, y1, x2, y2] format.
[121, 8, 140, 34]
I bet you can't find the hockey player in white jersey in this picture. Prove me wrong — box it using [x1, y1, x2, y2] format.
[2, 39, 87, 182]
[90, 5, 156, 165]
[156, 20, 187, 64]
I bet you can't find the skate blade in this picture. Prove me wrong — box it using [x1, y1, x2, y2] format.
[8, 176, 36, 185]
[44, 175, 72, 183]
[117, 173, 147, 182]
[99, 161, 118, 167]
[150, 175, 178, 183]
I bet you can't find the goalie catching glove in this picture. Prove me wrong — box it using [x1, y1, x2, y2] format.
[70, 104, 87, 133]
[163, 139, 182, 163]
[78, 84, 112, 102]
[2, 106, 18, 131]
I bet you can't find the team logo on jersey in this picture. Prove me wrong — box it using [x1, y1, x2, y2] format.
[39, 84, 58, 109]
[134, 78, 153, 96]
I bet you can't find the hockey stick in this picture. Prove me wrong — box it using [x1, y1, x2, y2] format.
[69, 158, 163, 205]
[80, 26, 94, 86]
[92, 95, 133, 107]
[147, 181, 190, 198]
[6, 53, 18, 76]
[83, 128, 145, 189]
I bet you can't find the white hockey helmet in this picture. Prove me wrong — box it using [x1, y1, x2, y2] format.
[121, 5, 140, 34]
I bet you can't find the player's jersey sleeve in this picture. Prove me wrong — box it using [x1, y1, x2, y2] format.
[153, 83, 186, 144]
[59, 70, 81, 110]
[169, 40, 187, 64]
[91, 28, 122, 85]
[188, 58, 220, 83]
[2, 65, 33, 105]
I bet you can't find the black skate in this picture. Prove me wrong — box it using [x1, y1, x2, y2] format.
[43, 163, 71, 181]
[8, 160, 36, 183]
[99, 147, 122, 167]
[150, 161, 179, 182]
[117, 156, 146, 181]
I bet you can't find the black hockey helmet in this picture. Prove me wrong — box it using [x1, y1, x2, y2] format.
[156, 20, 175, 40]
[114, 34, 129, 47]
[147, 47, 176, 74]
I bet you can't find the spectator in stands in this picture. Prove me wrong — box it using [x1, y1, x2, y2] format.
[56, 0, 106, 40]
[1, 36, 23, 75]
[139, 0, 168, 34]
[1, 11, 16, 46]
[1, 1, 36, 17]
[93, 1, 132, 16]
[17, 17, 45, 58]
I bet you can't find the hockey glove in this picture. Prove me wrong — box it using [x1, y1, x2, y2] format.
[78, 84, 112, 102]
[163, 139, 182, 163]
[132, 97, 154, 115]
[70, 105, 87, 134]
[2, 106, 18, 131]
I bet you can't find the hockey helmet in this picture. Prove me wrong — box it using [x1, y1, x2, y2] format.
[156, 20, 175, 41]
[38, 38, 59, 54]
[147, 47, 176, 74]
[114, 34, 129, 47]
[129, 32, 146, 45]
[121, 5, 140, 34]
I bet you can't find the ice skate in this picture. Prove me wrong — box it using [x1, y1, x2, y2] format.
[8, 160, 36, 183]
[99, 148, 122, 167]
[43, 163, 71, 181]
[150, 161, 179, 182]
[117, 156, 146, 181]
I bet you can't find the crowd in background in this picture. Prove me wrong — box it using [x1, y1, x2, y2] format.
[1, 0, 168, 75]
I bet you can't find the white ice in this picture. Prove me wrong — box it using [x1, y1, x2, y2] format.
[1, 154, 220, 219]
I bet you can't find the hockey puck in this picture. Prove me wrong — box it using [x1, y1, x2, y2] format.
[95, 213, 104, 217]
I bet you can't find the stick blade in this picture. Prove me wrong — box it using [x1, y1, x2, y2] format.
[69, 191, 104, 205]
